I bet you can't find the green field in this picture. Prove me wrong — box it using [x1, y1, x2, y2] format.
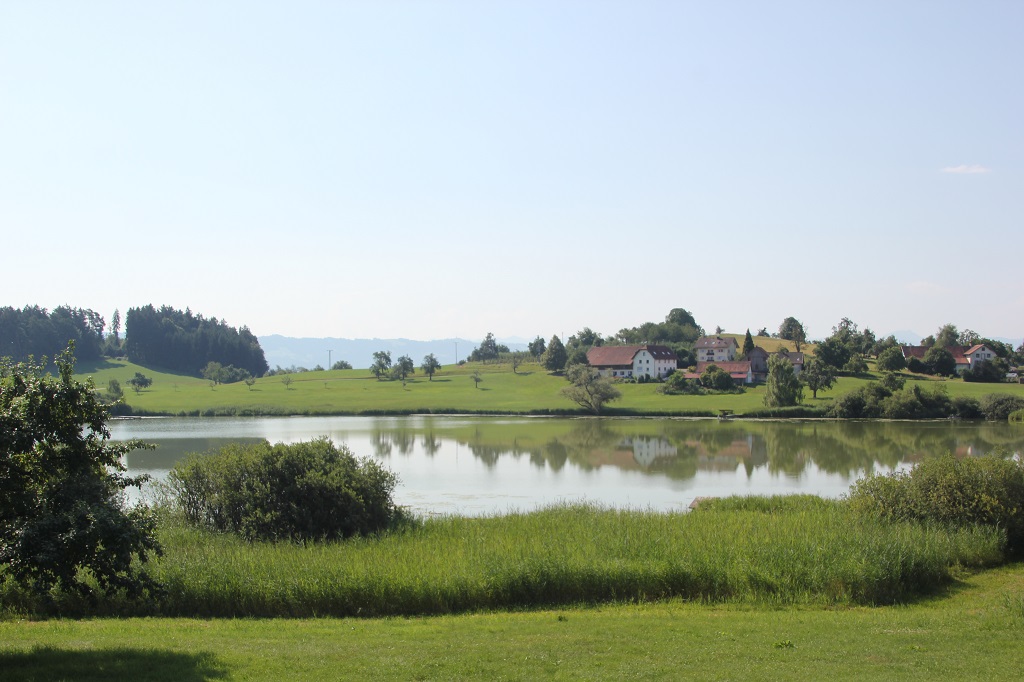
[76, 356, 1024, 417]
[3, 564, 1022, 681]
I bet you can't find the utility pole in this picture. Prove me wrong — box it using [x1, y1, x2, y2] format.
[328, 349, 333, 371]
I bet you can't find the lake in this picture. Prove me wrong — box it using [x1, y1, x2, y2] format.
[110, 416, 1024, 517]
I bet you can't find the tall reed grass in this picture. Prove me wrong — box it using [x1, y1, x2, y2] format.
[11, 499, 999, 618]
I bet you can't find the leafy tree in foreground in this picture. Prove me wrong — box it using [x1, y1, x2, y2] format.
[0, 347, 161, 599]
[421, 353, 441, 380]
[764, 353, 803, 407]
[801, 359, 836, 399]
[562, 363, 621, 415]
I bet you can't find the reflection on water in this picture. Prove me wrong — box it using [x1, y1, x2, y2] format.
[110, 416, 1024, 517]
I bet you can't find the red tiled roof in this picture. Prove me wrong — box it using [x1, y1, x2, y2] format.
[964, 344, 991, 356]
[696, 361, 751, 374]
[587, 344, 677, 368]
[586, 346, 637, 368]
[902, 345, 968, 360]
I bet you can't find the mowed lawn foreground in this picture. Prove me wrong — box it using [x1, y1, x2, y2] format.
[76, 357, 1024, 417]
[2, 564, 1023, 681]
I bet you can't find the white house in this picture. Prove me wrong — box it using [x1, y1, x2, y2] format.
[695, 336, 739, 363]
[586, 345, 678, 379]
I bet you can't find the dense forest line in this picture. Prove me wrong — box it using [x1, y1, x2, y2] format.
[0, 305, 106, 362]
[0, 304, 268, 378]
[124, 305, 268, 377]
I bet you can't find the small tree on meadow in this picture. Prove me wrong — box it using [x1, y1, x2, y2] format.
[126, 372, 152, 394]
[801, 358, 836, 399]
[421, 353, 441, 381]
[561, 363, 621, 415]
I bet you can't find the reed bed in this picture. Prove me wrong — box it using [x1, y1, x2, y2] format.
[111, 500, 1001, 618]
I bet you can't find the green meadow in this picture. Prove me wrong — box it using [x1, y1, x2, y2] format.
[75, 357, 1024, 417]
[3, 564, 1022, 681]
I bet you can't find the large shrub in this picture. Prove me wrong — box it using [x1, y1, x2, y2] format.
[980, 394, 1024, 422]
[169, 438, 402, 542]
[848, 454, 1024, 557]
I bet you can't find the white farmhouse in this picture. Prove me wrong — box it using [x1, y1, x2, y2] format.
[586, 345, 678, 379]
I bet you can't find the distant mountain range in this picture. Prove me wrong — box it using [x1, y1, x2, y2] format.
[259, 335, 530, 371]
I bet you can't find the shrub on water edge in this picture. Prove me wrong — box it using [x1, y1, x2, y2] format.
[1009, 408, 1024, 424]
[168, 437, 406, 542]
[848, 454, 1024, 557]
[980, 394, 1024, 422]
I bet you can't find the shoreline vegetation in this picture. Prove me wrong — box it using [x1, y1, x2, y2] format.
[77, 356, 1024, 419]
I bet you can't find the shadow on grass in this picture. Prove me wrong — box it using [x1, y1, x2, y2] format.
[74, 358, 125, 373]
[1, 646, 228, 682]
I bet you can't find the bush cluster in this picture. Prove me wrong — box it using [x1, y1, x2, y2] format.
[169, 438, 403, 542]
[826, 383, 1018, 420]
[848, 454, 1024, 556]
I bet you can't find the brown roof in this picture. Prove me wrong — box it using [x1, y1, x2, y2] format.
[696, 361, 752, 374]
[587, 344, 677, 368]
[695, 336, 738, 350]
[902, 345, 968, 360]
[964, 344, 992, 356]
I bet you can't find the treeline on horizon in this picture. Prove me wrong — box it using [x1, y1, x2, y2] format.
[0, 304, 268, 378]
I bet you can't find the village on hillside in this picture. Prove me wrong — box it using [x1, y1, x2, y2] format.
[586, 336, 804, 385]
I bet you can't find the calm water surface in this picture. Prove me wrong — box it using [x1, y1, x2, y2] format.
[110, 416, 1024, 517]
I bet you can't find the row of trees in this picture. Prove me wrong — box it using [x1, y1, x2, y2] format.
[0, 305, 107, 363]
[370, 351, 443, 381]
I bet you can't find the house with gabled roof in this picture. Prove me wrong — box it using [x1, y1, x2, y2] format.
[695, 336, 739, 363]
[901, 344, 997, 375]
[586, 345, 677, 379]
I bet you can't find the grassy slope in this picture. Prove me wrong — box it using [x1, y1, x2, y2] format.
[76, 352, 1024, 417]
[2, 564, 1022, 681]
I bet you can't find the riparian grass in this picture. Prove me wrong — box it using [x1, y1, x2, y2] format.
[3, 500, 1003, 618]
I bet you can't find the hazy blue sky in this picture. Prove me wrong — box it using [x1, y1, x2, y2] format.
[2, 2, 1020, 343]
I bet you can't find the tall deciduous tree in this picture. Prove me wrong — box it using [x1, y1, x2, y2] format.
[924, 346, 956, 376]
[561, 364, 621, 415]
[0, 346, 161, 598]
[392, 355, 415, 381]
[763, 354, 803, 407]
[778, 317, 805, 342]
[876, 346, 907, 373]
[370, 351, 392, 380]
[801, 359, 836, 399]
[421, 353, 441, 380]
